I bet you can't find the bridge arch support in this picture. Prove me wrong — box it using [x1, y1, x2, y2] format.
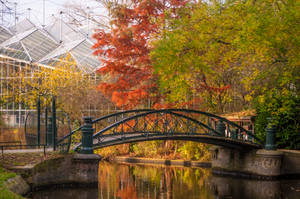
[210, 146, 284, 179]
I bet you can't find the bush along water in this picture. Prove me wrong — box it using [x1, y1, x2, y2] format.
[254, 90, 300, 149]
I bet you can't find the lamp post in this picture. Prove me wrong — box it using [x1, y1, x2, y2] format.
[265, 118, 277, 150]
[80, 116, 94, 154]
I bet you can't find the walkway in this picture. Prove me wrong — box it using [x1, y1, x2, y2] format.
[1, 147, 53, 154]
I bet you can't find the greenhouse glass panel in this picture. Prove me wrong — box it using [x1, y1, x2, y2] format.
[22, 30, 59, 61]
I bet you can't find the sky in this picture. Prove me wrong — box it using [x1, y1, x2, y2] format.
[1, 0, 106, 27]
[16, 0, 66, 25]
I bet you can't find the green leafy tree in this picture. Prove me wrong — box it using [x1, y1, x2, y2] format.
[151, 0, 300, 111]
[151, 1, 244, 112]
[151, 0, 300, 148]
[237, 0, 300, 149]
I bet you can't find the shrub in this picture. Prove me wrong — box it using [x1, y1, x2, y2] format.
[254, 90, 300, 149]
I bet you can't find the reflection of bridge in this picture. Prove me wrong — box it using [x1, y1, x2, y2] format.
[57, 109, 264, 152]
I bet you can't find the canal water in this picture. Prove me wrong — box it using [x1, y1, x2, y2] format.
[30, 162, 300, 199]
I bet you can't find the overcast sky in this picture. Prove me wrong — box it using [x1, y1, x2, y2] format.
[2, 0, 106, 27]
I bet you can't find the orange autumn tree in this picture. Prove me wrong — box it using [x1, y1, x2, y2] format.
[93, 0, 188, 109]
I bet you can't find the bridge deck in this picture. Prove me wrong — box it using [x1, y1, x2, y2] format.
[92, 133, 262, 150]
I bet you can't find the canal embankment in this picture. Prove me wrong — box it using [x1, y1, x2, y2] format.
[0, 151, 62, 198]
[109, 149, 300, 180]
[1, 149, 299, 198]
[111, 156, 211, 168]
[109, 148, 300, 180]
[280, 149, 300, 177]
[210, 147, 300, 179]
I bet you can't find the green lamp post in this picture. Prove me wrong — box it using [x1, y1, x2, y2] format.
[265, 118, 277, 150]
[80, 116, 94, 154]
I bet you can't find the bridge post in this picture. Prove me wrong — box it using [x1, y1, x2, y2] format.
[231, 129, 238, 139]
[80, 116, 94, 154]
[265, 118, 277, 150]
[216, 120, 226, 137]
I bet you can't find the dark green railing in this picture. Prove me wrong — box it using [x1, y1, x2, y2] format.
[57, 109, 265, 153]
[56, 110, 152, 152]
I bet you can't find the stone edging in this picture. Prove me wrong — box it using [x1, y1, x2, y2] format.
[3, 175, 30, 196]
[112, 156, 211, 168]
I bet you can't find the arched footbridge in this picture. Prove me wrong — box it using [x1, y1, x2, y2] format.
[57, 109, 264, 152]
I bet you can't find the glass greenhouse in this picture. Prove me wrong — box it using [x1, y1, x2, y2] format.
[0, 18, 112, 127]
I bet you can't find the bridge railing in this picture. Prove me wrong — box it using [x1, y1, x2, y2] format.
[58, 109, 264, 153]
[78, 109, 263, 151]
[93, 110, 262, 140]
[56, 126, 82, 153]
[56, 109, 153, 152]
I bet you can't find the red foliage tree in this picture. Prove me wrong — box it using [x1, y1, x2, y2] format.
[93, 0, 187, 109]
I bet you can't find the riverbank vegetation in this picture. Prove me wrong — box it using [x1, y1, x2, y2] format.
[93, 0, 299, 152]
[96, 141, 211, 161]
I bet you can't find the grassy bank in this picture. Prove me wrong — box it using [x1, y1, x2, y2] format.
[0, 167, 25, 199]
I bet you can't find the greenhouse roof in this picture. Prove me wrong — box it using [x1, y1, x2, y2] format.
[0, 18, 101, 73]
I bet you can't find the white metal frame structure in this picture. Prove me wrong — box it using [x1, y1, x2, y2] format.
[0, 18, 114, 127]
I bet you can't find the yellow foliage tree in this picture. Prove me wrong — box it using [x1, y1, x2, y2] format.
[7, 53, 106, 122]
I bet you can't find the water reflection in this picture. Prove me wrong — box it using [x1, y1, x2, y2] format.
[30, 162, 300, 199]
[31, 187, 98, 199]
[208, 176, 300, 199]
[98, 162, 212, 199]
